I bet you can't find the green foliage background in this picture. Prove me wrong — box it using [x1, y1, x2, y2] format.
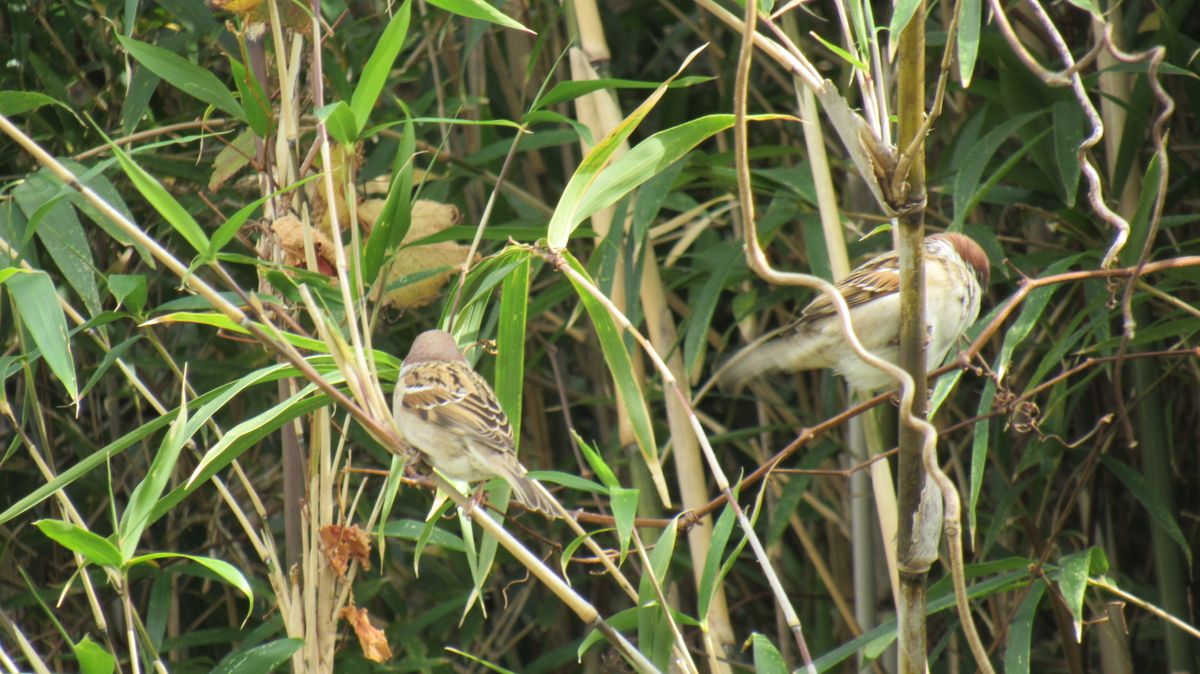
[0, 0, 1197, 672]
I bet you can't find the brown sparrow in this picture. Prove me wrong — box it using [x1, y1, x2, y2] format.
[722, 232, 990, 393]
[393, 330, 556, 514]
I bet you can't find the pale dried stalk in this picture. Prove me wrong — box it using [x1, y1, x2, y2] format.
[0, 607, 53, 674]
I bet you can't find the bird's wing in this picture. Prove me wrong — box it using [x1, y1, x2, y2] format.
[400, 362, 515, 454]
[793, 251, 901, 325]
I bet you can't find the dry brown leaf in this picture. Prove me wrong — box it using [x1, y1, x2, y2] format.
[339, 606, 392, 663]
[373, 199, 476, 309]
[319, 524, 372, 576]
[271, 214, 337, 275]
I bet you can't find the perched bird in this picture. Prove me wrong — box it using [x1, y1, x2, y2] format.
[721, 232, 990, 393]
[393, 329, 557, 514]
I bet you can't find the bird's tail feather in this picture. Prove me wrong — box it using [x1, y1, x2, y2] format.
[508, 473, 560, 517]
[716, 332, 819, 391]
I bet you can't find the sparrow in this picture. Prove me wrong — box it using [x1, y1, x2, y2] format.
[393, 329, 557, 515]
[721, 232, 990, 393]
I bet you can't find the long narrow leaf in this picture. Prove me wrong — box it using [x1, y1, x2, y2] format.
[573, 114, 790, 228]
[560, 250, 670, 505]
[101, 132, 210, 254]
[495, 252, 531, 441]
[118, 378, 190, 559]
[35, 520, 123, 568]
[117, 36, 245, 120]
[4, 270, 77, 400]
[425, 0, 532, 33]
[1004, 580, 1046, 674]
[546, 45, 706, 248]
[350, 0, 412, 130]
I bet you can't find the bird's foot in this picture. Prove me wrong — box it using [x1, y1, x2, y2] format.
[463, 485, 488, 516]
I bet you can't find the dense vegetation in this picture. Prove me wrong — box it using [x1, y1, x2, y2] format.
[0, 0, 1197, 672]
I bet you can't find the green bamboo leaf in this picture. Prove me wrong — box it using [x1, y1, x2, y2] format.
[749, 633, 788, 674]
[1054, 547, 1108, 642]
[530, 76, 712, 112]
[4, 270, 77, 399]
[1003, 580, 1046, 674]
[547, 45, 706, 248]
[638, 519, 679, 669]
[957, 0, 981, 86]
[118, 380, 190, 559]
[969, 377, 996, 543]
[379, 518, 465, 551]
[412, 498, 455, 573]
[684, 243, 740, 376]
[574, 114, 789, 228]
[1, 414, 172, 527]
[572, 430, 620, 489]
[697, 501, 737, 619]
[1102, 456, 1192, 566]
[127, 552, 254, 622]
[107, 274, 147, 315]
[560, 251, 670, 506]
[184, 379, 324, 492]
[155, 394, 330, 525]
[646, 519, 678, 592]
[994, 255, 1082, 380]
[73, 635, 115, 674]
[444, 649, 519, 673]
[816, 565, 1032, 669]
[315, 100, 359, 146]
[374, 453, 408, 566]
[12, 172, 103, 315]
[579, 606, 639, 658]
[889, 0, 923, 40]
[143, 312, 328, 353]
[496, 253, 531, 441]
[77, 336, 140, 401]
[0, 90, 71, 116]
[425, 0, 532, 33]
[350, 0, 412, 129]
[1052, 101, 1085, 207]
[208, 175, 319, 259]
[610, 486, 638, 564]
[1118, 153, 1162, 268]
[950, 110, 1043, 230]
[365, 115, 415, 282]
[35, 520, 123, 568]
[209, 638, 303, 674]
[228, 57, 272, 137]
[101, 132, 210, 254]
[116, 36, 245, 120]
[810, 31, 868, 71]
[0, 364, 296, 527]
[54, 159, 146, 257]
[529, 468, 605, 493]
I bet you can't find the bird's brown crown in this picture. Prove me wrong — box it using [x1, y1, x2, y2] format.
[936, 232, 990, 287]
[404, 329, 468, 365]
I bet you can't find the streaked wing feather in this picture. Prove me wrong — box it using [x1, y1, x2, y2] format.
[796, 253, 901, 324]
[401, 363, 514, 453]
